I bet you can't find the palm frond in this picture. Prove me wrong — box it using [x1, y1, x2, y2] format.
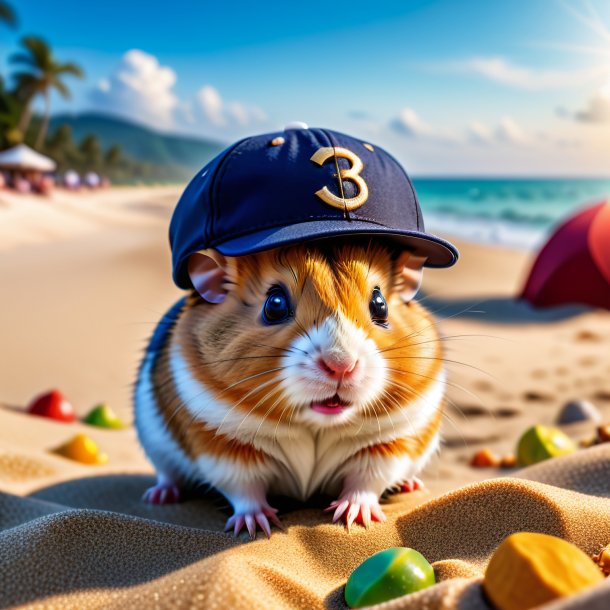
[0, 2, 17, 28]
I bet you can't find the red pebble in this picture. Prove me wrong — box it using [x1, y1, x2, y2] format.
[27, 389, 76, 422]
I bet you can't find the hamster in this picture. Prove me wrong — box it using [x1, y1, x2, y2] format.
[134, 240, 445, 538]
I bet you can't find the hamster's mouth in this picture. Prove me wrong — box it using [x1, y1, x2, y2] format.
[310, 394, 351, 415]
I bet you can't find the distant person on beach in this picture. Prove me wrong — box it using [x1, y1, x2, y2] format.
[63, 170, 80, 190]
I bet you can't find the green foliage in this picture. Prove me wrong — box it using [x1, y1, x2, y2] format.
[10, 36, 84, 146]
[42, 123, 192, 184]
[0, 1, 17, 29]
[49, 112, 224, 170]
[0, 9, 222, 184]
[0, 76, 24, 147]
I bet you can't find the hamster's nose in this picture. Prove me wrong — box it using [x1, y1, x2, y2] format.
[317, 355, 359, 379]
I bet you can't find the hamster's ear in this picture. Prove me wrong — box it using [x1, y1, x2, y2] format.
[394, 251, 427, 302]
[187, 250, 230, 304]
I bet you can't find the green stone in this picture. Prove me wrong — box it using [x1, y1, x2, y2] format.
[83, 403, 125, 429]
[345, 547, 436, 608]
[517, 425, 576, 466]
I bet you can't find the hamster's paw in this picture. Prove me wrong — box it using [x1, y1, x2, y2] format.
[325, 491, 386, 530]
[399, 476, 424, 493]
[142, 480, 182, 504]
[224, 505, 283, 539]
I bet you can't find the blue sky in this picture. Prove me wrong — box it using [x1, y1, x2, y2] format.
[2, 0, 610, 175]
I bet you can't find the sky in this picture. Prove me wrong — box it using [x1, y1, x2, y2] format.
[1, 0, 610, 176]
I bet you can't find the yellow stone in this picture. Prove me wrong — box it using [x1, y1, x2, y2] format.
[484, 532, 603, 610]
[53, 433, 109, 465]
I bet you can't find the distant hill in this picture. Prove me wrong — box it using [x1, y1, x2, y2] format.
[49, 112, 225, 174]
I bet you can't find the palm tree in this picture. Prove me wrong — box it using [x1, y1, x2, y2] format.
[0, 1, 17, 30]
[10, 36, 84, 148]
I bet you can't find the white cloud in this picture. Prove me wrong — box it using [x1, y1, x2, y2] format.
[440, 56, 606, 90]
[575, 84, 610, 122]
[197, 85, 225, 126]
[90, 50, 179, 128]
[391, 108, 433, 137]
[390, 107, 458, 143]
[495, 116, 530, 145]
[90, 50, 268, 134]
[467, 121, 494, 144]
[466, 117, 532, 146]
[196, 85, 267, 128]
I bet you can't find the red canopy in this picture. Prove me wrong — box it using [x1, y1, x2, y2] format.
[521, 200, 610, 309]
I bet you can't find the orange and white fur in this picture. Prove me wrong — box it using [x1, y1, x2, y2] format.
[135, 242, 445, 538]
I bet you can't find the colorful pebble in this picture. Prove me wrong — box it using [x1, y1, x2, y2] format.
[83, 403, 125, 429]
[27, 389, 76, 423]
[484, 532, 603, 610]
[345, 547, 436, 608]
[517, 425, 576, 466]
[53, 433, 108, 464]
[470, 448, 499, 467]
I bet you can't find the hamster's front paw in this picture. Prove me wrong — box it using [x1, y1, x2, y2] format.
[224, 504, 283, 539]
[399, 476, 424, 493]
[325, 491, 387, 530]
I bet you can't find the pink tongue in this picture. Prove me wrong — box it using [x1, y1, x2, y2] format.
[311, 399, 345, 415]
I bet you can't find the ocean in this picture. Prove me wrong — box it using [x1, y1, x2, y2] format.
[412, 178, 610, 250]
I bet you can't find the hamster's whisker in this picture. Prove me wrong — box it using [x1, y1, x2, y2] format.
[216, 377, 280, 435]
[382, 355, 495, 380]
[196, 354, 288, 368]
[250, 342, 309, 357]
[166, 367, 289, 434]
[235, 384, 284, 439]
[379, 333, 506, 355]
[252, 392, 286, 447]
[378, 365, 485, 407]
[219, 366, 290, 394]
[382, 377, 469, 449]
[422, 298, 489, 321]
[377, 385, 417, 437]
[379, 300, 491, 354]
[372, 395, 397, 438]
[382, 367, 475, 416]
[293, 316, 315, 346]
[273, 400, 294, 443]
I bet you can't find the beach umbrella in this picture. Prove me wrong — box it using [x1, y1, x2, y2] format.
[521, 200, 610, 309]
[0, 144, 56, 172]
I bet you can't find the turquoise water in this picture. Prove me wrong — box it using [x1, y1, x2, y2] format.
[411, 178, 610, 249]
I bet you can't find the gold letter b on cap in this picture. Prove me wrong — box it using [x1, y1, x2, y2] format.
[310, 147, 369, 211]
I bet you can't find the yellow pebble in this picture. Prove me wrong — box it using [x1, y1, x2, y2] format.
[484, 532, 603, 610]
[53, 433, 109, 465]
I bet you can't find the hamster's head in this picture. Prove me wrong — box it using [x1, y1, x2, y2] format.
[179, 241, 444, 433]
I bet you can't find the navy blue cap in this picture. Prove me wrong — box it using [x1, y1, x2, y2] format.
[170, 125, 458, 289]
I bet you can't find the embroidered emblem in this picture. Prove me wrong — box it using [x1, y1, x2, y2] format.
[310, 146, 369, 211]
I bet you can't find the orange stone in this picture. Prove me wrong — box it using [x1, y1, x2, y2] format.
[470, 448, 499, 467]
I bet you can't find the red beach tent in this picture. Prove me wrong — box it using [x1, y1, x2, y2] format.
[521, 200, 610, 310]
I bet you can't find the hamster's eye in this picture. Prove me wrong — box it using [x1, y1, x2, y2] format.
[369, 287, 389, 327]
[262, 286, 292, 325]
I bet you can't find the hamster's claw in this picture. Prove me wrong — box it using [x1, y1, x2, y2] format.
[224, 506, 283, 539]
[325, 494, 386, 531]
[399, 477, 424, 493]
[142, 482, 182, 504]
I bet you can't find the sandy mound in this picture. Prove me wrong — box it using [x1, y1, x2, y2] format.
[0, 444, 608, 610]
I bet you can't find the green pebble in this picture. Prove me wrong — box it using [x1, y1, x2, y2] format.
[517, 425, 576, 466]
[345, 547, 436, 608]
[83, 403, 125, 429]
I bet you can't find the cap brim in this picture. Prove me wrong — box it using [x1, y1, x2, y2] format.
[211, 219, 458, 268]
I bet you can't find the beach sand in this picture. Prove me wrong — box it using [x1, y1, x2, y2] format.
[0, 186, 608, 608]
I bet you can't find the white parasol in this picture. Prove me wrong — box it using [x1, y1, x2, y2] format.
[0, 144, 57, 172]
